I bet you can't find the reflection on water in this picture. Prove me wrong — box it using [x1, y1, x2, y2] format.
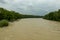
[0, 18, 60, 40]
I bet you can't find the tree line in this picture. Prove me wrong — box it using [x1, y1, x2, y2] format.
[0, 8, 42, 21]
[43, 9, 60, 21]
[0, 8, 22, 21]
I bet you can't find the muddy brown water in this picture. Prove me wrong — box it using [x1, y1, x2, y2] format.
[0, 18, 60, 40]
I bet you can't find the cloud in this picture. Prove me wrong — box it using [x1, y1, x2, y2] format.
[0, 0, 6, 3]
[0, 0, 60, 15]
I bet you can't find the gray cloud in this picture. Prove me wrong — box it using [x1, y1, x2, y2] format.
[0, 0, 6, 3]
[0, 0, 60, 15]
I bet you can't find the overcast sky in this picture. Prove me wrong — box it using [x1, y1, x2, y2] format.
[0, 0, 60, 15]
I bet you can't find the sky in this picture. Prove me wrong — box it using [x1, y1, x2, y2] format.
[0, 0, 60, 16]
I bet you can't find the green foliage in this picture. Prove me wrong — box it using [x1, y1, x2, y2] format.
[0, 8, 22, 21]
[0, 20, 9, 27]
[43, 9, 60, 21]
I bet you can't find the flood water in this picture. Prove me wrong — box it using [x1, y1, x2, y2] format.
[0, 18, 60, 40]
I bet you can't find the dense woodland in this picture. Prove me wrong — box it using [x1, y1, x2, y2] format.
[43, 9, 60, 21]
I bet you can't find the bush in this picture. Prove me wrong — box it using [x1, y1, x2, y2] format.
[0, 20, 9, 27]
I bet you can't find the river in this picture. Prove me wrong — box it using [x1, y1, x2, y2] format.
[0, 18, 60, 40]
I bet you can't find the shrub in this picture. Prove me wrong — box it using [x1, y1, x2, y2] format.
[0, 20, 9, 27]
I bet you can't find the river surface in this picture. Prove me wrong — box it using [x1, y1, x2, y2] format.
[0, 18, 60, 40]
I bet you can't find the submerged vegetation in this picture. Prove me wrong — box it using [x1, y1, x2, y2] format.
[43, 9, 60, 21]
[0, 7, 41, 27]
